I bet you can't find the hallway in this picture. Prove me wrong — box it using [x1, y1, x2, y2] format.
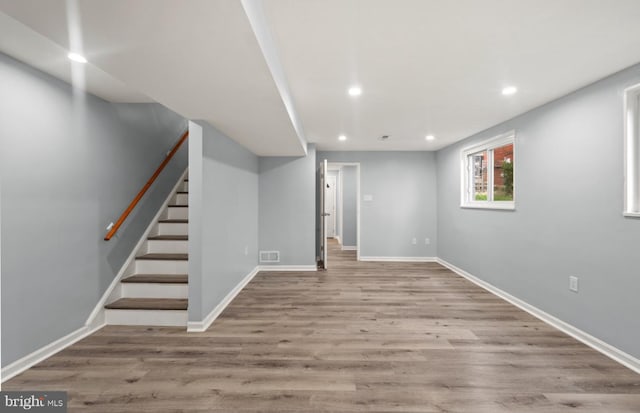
[325, 237, 356, 268]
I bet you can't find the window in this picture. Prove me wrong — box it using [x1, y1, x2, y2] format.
[461, 131, 515, 210]
[624, 83, 640, 217]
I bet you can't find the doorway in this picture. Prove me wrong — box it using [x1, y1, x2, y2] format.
[318, 161, 360, 270]
[325, 174, 337, 239]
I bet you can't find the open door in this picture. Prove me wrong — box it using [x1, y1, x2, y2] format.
[318, 159, 328, 269]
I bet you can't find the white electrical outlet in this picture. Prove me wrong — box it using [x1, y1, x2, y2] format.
[411, 237, 417, 245]
[425, 238, 430, 245]
[569, 276, 579, 293]
[244, 246, 249, 256]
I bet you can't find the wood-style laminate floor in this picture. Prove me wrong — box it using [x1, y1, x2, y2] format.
[4, 239, 640, 412]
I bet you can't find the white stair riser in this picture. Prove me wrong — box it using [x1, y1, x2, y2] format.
[156, 222, 188, 235]
[135, 259, 188, 274]
[105, 309, 187, 326]
[123, 273, 188, 280]
[121, 283, 188, 299]
[173, 193, 188, 205]
[144, 240, 188, 254]
[105, 174, 190, 328]
[166, 207, 188, 220]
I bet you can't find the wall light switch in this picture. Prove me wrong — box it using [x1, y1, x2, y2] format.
[363, 194, 373, 202]
[569, 276, 579, 293]
[425, 238, 430, 245]
[411, 237, 417, 245]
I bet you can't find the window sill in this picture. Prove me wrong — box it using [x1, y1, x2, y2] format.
[461, 202, 515, 211]
[623, 211, 640, 218]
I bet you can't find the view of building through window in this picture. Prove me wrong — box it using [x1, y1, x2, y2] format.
[493, 143, 514, 201]
[470, 144, 514, 201]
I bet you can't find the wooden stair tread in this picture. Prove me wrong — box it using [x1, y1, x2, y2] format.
[158, 219, 188, 223]
[137, 253, 188, 261]
[122, 274, 188, 284]
[105, 298, 187, 310]
[147, 235, 188, 241]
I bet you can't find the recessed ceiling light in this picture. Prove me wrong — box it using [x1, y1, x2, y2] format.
[502, 86, 518, 96]
[425, 135, 435, 141]
[338, 135, 347, 141]
[67, 52, 87, 63]
[348, 86, 362, 96]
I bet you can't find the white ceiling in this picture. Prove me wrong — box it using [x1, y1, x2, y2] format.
[0, 0, 305, 156]
[0, 11, 151, 103]
[2, 0, 640, 154]
[265, 0, 640, 151]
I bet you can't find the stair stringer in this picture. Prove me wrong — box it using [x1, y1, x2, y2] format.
[85, 168, 189, 331]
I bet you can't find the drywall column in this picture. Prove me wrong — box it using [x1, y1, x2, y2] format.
[200, 122, 259, 317]
[188, 121, 259, 327]
[187, 121, 204, 322]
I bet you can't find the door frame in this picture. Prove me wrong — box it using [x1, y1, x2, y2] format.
[319, 159, 328, 268]
[326, 162, 361, 261]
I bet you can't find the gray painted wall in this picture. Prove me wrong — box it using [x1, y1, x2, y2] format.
[318, 152, 437, 258]
[0, 52, 187, 366]
[437, 63, 640, 359]
[342, 166, 358, 247]
[259, 144, 317, 266]
[189, 121, 259, 322]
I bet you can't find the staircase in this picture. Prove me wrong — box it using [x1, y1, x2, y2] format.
[104, 175, 189, 326]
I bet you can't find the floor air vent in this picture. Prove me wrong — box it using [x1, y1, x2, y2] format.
[259, 251, 280, 263]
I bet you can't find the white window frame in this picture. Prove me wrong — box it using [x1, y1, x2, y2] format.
[624, 83, 640, 217]
[460, 130, 516, 210]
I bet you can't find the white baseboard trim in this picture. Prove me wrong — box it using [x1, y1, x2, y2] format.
[359, 256, 437, 262]
[85, 168, 189, 329]
[257, 265, 318, 271]
[341, 245, 357, 251]
[1, 323, 105, 383]
[187, 266, 260, 333]
[436, 258, 640, 375]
